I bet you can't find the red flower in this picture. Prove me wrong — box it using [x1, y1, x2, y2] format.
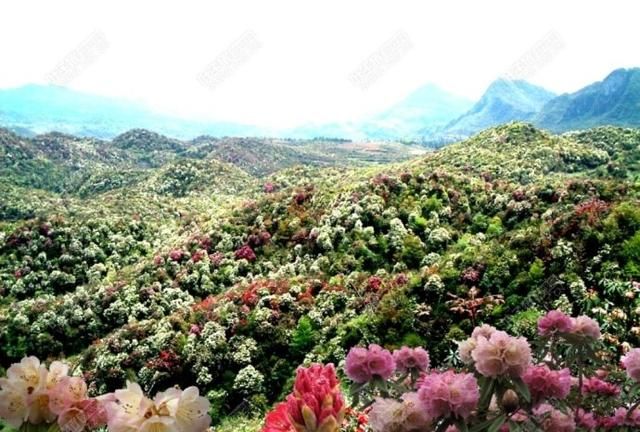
[367, 276, 383, 291]
[235, 245, 257, 261]
[241, 287, 260, 306]
[286, 364, 345, 432]
[262, 402, 294, 432]
[191, 249, 207, 263]
[169, 249, 183, 262]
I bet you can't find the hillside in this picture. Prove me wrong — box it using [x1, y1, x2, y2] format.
[1, 122, 639, 429]
[537, 67, 640, 131]
[0, 127, 423, 200]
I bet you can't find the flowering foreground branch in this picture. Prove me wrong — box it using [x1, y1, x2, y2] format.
[4, 310, 640, 431]
[0, 357, 210, 432]
[263, 310, 640, 431]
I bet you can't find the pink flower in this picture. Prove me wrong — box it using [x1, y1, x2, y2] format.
[0, 357, 71, 427]
[345, 344, 395, 383]
[621, 348, 640, 382]
[393, 347, 430, 374]
[575, 409, 597, 431]
[471, 331, 532, 378]
[369, 393, 432, 432]
[581, 376, 620, 396]
[571, 316, 601, 340]
[417, 370, 479, 420]
[457, 325, 497, 364]
[264, 182, 277, 193]
[533, 404, 575, 432]
[367, 345, 395, 380]
[522, 365, 571, 402]
[538, 310, 574, 336]
[286, 364, 345, 432]
[344, 347, 371, 383]
[48, 376, 88, 415]
[609, 407, 640, 427]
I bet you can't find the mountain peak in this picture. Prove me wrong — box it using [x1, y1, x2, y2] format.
[441, 80, 555, 136]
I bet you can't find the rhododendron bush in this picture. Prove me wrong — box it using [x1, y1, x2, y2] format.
[0, 357, 211, 432]
[261, 310, 640, 431]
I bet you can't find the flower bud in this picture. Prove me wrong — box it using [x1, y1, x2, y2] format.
[501, 389, 520, 413]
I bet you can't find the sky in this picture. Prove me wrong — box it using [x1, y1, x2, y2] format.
[1, 0, 639, 128]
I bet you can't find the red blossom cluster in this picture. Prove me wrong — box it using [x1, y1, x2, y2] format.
[234, 244, 257, 261]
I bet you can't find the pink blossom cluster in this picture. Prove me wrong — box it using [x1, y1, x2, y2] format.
[459, 326, 532, 378]
[537, 310, 601, 339]
[392, 347, 429, 374]
[457, 324, 496, 364]
[416, 370, 480, 420]
[0, 357, 106, 432]
[345, 344, 396, 383]
[368, 393, 431, 432]
[533, 403, 576, 432]
[522, 364, 572, 402]
[621, 348, 640, 382]
[581, 376, 620, 396]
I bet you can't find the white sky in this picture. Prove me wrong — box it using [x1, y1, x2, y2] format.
[1, 0, 638, 128]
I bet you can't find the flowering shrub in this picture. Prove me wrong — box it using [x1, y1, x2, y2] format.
[261, 309, 640, 431]
[0, 357, 211, 432]
[3, 123, 640, 428]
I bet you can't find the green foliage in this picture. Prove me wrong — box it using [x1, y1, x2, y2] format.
[623, 230, 640, 276]
[290, 316, 317, 356]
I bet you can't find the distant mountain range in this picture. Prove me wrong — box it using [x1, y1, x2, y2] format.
[0, 84, 258, 139]
[1, 68, 639, 142]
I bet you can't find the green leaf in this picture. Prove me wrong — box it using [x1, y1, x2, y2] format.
[487, 414, 507, 432]
[512, 376, 531, 403]
[478, 377, 496, 410]
[349, 381, 368, 395]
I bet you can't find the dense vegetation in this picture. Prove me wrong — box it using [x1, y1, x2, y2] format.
[1, 122, 639, 430]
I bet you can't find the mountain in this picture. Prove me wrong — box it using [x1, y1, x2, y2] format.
[288, 84, 473, 141]
[536, 67, 640, 131]
[0, 84, 258, 139]
[439, 79, 556, 137]
[360, 84, 473, 139]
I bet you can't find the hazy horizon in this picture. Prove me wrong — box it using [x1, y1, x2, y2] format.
[1, 0, 639, 128]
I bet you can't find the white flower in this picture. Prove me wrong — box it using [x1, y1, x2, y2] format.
[167, 387, 211, 432]
[0, 378, 29, 428]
